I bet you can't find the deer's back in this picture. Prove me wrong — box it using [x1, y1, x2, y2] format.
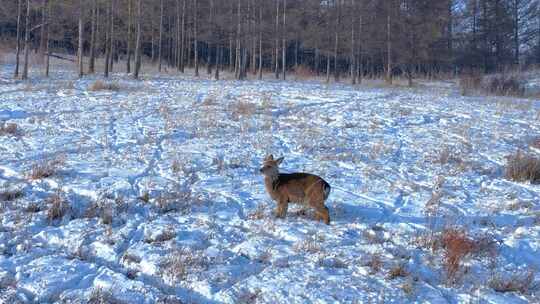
[272, 173, 330, 203]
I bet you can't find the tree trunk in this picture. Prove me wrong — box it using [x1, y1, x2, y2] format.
[275, 0, 279, 79]
[358, 14, 362, 84]
[207, 0, 214, 75]
[45, 1, 51, 77]
[14, 0, 22, 78]
[89, 0, 97, 74]
[258, 1, 263, 80]
[334, 0, 340, 82]
[194, 0, 199, 76]
[39, 2, 46, 59]
[105, 1, 110, 78]
[180, 0, 186, 72]
[315, 47, 319, 76]
[282, 0, 286, 80]
[134, 0, 142, 79]
[513, 0, 519, 65]
[127, 0, 132, 73]
[235, 0, 241, 78]
[78, 0, 84, 78]
[22, 0, 31, 80]
[214, 44, 220, 80]
[158, 0, 164, 72]
[351, 0, 356, 85]
[326, 53, 331, 83]
[386, 12, 392, 84]
[110, 0, 115, 72]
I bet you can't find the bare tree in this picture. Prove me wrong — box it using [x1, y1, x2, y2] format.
[158, 0, 164, 72]
[45, 0, 51, 77]
[134, 0, 142, 79]
[282, 0, 286, 80]
[89, 0, 97, 74]
[180, 0, 186, 72]
[22, 0, 31, 80]
[127, 0, 133, 73]
[104, 0, 110, 78]
[14, 0, 22, 78]
[78, 0, 84, 78]
[194, 0, 199, 76]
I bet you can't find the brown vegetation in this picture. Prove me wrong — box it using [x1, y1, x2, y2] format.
[505, 151, 540, 184]
[89, 80, 121, 91]
[489, 269, 535, 294]
[28, 156, 65, 180]
[0, 122, 22, 137]
[441, 228, 477, 282]
[46, 190, 70, 223]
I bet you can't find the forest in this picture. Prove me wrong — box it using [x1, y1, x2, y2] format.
[0, 0, 539, 82]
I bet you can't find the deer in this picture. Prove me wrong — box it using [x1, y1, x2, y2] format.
[259, 154, 331, 225]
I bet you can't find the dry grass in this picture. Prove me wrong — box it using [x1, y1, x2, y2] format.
[236, 288, 262, 304]
[388, 263, 409, 280]
[459, 72, 483, 96]
[230, 99, 257, 121]
[145, 226, 176, 243]
[28, 156, 65, 180]
[89, 80, 121, 91]
[441, 228, 477, 283]
[248, 203, 268, 220]
[161, 247, 209, 283]
[293, 235, 323, 254]
[294, 65, 317, 80]
[0, 187, 24, 202]
[489, 269, 535, 294]
[504, 151, 540, 184]
[530, 137, 540, 150]
[364, 253, 383, 274]
[0, 122, 22, 137]
[485, 74, 525, 97]
[88, 287, 126, 304]
[46, 190, 70, 223]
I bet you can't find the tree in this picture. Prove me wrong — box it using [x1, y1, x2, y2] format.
[89, 0, 97, 74]
[14, 0, 22, 78]
[134, 0, 142, 79]
[22, 0, 31, 80]
[78, 0, 84, 78]
[158, 0, 164, 72]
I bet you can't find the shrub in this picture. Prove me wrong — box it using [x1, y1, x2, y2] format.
[29, 156, 65, 180]
[0, 188, 23, 202]
[505, 151, 540, 184]
[486, 74, 525, 96]
[441, 228, 477, 283]
[89, 80, 121, 91]
[161, 247, 208, 283]
[388, 263, 409, 280]
[46, 191, 70, 223]
[459, 71, 483, 96]
[489, 269, 535, 294]
[0, 122, 21, 137]
[294, 65, 317, 79]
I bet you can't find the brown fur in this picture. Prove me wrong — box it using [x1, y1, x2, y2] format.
[260, 155, 331, 224]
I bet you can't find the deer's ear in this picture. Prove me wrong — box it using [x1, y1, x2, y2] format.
[276, 157, 284, 165]
[265, 154, 274, 161]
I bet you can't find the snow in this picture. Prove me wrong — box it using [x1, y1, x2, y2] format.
[0, 63, 539, 303]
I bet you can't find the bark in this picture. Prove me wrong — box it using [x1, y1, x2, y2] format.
[105, 1, 110, 78]
[282, 0, 286, 80]
[110, 0, 115, 72]
[258, 2, 263, 80]
[180, 0, 186, 72]
[78, 0, 84, 78]
[22, 0, 31, 80]
[14, 0, 22, 78]
[158, 0, 164, 72]
[386, 10, 392, 84]
[39, 2, 46, 58]
[214, 44, 220, 80]
[274, 0, 279, 79]
[45, 0, 51, 77]
[127, 0, 132, 73]
[89, 0, 97, 74]
[334, 0, 340, 82]
[194, 0, 199, 76]
[134, 0, 142, 79]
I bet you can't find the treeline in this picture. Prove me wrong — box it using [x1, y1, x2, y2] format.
[0, 0, 539, 83]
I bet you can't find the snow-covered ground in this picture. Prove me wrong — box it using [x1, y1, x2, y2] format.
[1, 63, 539, 303]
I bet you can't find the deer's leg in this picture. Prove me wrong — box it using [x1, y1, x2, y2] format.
[276, 199, 288, 218]
[314, 204, 330, 225]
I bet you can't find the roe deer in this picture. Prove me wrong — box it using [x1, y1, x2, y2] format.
[259, 154, 331, 224]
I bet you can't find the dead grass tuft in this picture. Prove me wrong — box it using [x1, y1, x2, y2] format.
[364, 253, 383, 274]
[230, 100, 257, 121]
[388, 263, 409, 280]
[505, 151, 540, 184]
[0, 188, 24, 202]
[28, 156, 65, 180]
[46, 190, 70, 223]
[89, 80, 121, 91]
[88, 287, 126, 304]
[441, 228, 477, 283]
[145, 226, 176, 243]
[294, 65, 317, 79]
[489, 269, 535, 294]
[161, 247, 209, 283]
[459, 71, 483, 96]
[486, 74, 525, 97]
[0, 122, 22, 137]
